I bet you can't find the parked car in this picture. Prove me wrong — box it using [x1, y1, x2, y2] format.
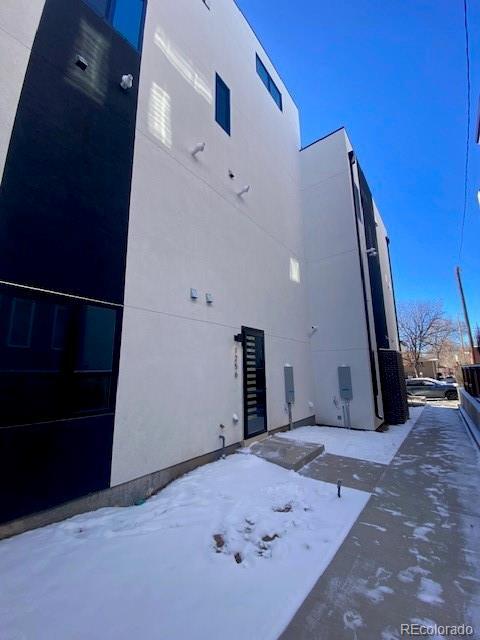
[406, 377, 458, 400]
[444, 375, 458, 385]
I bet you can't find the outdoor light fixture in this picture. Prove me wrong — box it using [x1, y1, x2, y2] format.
[237, 185, 250, 197]
[120, 74, 133, 90]
[366, 247, 377, 257]
[477, 189, 480, 208]
[191, 142, 206, 157]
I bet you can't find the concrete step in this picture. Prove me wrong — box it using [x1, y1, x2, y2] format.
[246, 434, 324, 471]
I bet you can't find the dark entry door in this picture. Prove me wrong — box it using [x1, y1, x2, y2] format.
[242, 326, 267, 439]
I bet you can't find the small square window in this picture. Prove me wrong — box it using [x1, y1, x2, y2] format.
[215, 73, 231, 135]
[290, 258, 300, 283]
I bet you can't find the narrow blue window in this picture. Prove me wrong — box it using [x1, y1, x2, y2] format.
[256, 55, 270, 90]
[269, 82, 282, 110]
[256, 54, 282, 111]
[215, 74, 231, 135]
[82, 0, 146, 51]
[112, 0, 146, 50]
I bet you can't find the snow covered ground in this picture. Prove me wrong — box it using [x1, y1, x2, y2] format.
[0, 454, 369, 640]
[277, 406, 425, 465]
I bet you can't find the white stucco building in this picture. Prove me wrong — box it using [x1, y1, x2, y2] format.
[0, 0, 406, 532]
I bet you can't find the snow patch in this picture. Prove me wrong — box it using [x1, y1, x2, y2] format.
[357, 568, 395, 604]
[360, 522, 387, 532]
[343, 610, 363, 631]
[0, 454, 369, 640]
[277, 406, 424, 465]
[397, 565, 430, 584]
[412, 525, 434, 542]
[417, 577, 444, 605]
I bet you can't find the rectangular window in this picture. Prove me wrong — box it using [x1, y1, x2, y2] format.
[0, 286, 120, 427]
[112, 0, 146, 49]
[215, 73, 231, 135]
[256, 54, 282, 111]
[82, 0, 146, 51]
[289, 258, 300, 283]
[7, 299, 35, 348]
[51, 305, 68, 350]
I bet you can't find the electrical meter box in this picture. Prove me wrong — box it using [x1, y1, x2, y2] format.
[284, 365, 295, 404]
[338, 366, 353, 401]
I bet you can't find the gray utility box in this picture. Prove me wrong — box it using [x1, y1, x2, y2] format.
[338, 366, 353, 401]
[284, 365, 295, 404]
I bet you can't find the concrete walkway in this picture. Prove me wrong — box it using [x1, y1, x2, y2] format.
[281, 406, 480, 639]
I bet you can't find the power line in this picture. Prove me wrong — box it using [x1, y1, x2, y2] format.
[459, 0, 471, 261]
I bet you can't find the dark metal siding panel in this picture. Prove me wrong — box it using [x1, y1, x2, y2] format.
[357, 164, 389, 350]
[0, 0, 143, 523]
[0, 414, 115, 524]
[348, 152, 382, 420]
[0, 0, 141, 304]
[378, 349, 409, 425]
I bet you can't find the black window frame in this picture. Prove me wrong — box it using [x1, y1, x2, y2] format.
[0, 284, 123, 428]
[215, 73, 231, 136]
[82, 0, 147, 51]
[7, 298, 36, 349]
[256, 54, 283, 111]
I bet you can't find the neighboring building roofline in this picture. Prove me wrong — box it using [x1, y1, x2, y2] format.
[300, 126, 346, 152]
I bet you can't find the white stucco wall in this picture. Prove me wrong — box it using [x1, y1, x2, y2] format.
[0, 0, 45, 181]
[111, 0, 315, 485]
[300, 129, 383, 430]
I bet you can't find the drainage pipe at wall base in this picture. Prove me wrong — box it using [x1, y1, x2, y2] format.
[345, 401, 352, 429]
[341, 402, 352, 429]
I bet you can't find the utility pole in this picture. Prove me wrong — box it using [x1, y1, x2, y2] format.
[456, 266, 477, 363]
[457, 317, 467, 364]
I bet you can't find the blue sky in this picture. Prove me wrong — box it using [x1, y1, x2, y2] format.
[237, 0, 480, 330]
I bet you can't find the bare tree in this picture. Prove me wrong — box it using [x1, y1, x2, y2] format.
[428, 318, 455, 362]
[475, 326, 480, 364]
[398, 301, 451, 376]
